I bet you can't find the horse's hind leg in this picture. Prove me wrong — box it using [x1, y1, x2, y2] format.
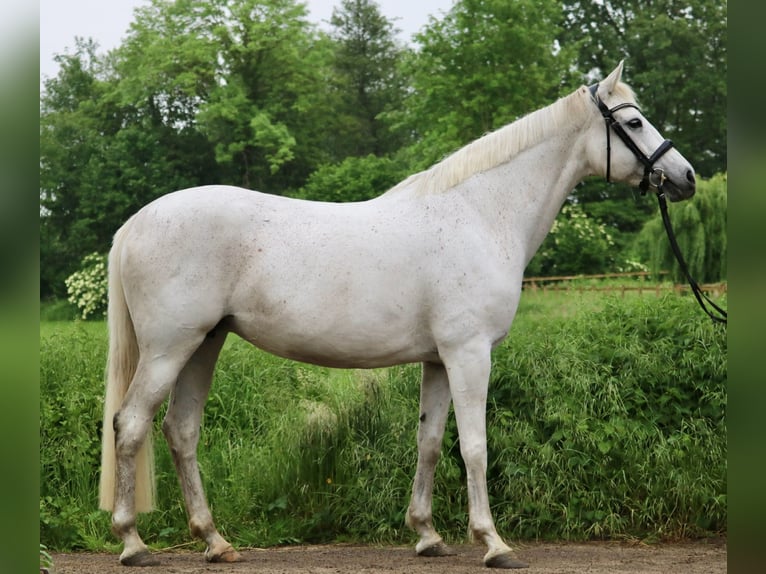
[162, 329, 241, 563]
[406, 362, 456, 557]
[112, 343, 203, 566]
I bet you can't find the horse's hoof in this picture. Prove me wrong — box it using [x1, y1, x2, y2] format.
[485, 552, 528, 569]
[119, 550, 160, 567]
[418, 541, 457, 557]
[207, 548, 242, 563]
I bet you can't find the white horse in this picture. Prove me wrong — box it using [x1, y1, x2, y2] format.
[99, 61, 695, 568]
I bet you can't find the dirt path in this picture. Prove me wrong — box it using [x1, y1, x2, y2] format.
[51, 539, 726, 574]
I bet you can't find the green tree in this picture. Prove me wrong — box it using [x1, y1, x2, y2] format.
[328, 0, 408, 158]
[194, 0, 334, 191]
[634, 173, 727, 283]
[295, 154, 406, 203]
[40, 40, 106, 298]
[391, 0, 575, 170]
[40, 38, 219, 298]
[567, 179, 657, 258]
[116, 0, 338, 192]
[114, 0, 220, 127]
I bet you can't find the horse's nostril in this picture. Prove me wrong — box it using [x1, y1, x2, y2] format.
[686, 170, 696, 185]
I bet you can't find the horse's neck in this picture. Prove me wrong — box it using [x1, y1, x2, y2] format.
[458, 123, 591, 266]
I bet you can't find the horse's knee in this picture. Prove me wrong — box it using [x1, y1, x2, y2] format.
[458, 436, 487, 468]
[160, 415, 178, 442]
[419, 431, 444, 460]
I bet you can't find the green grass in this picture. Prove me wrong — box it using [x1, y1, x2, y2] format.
[39, 299, 80, 322]
[490, 293, 727, 540]
[40, 290, 726, 551]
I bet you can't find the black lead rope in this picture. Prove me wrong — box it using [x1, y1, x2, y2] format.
[655, 185, 728, 324]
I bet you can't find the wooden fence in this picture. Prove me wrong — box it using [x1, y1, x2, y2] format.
[522, 271, 727, 297]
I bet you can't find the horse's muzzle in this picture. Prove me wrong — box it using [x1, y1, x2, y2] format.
[663, 169, 696, 202]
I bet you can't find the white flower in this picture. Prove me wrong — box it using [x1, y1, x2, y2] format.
[65, 252, 108, 319]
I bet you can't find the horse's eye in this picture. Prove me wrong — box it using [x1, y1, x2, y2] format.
[627, 118, 643, 129]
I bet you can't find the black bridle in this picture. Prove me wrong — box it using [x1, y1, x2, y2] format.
[589, 83, 727, 324]
[589, 83, 675, 192]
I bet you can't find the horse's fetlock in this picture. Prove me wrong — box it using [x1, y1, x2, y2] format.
[406, 506, 431, 529]
[468, 520, 488, 541]
[111, 513, 134, 538]
[189, 517, 212, 540]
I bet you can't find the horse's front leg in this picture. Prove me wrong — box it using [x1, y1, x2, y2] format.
[442, 342, 528, 569]
[406, 362, 456, 557]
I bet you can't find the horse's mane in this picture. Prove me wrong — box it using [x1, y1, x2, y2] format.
[386, 83, 634, 197]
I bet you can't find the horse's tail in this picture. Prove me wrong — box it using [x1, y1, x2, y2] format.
[98, 218, 156, 513]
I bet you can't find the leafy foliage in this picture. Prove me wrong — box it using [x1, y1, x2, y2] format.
[40, 544, 54, 572]
[526, 204, 647, 277]
[390, 0, 575, 169]
[568, 178, 658, 256]
[40, 323, 110, 550]
[64, 252, 108, 320]
[634, 173, 727, 283]
[328, 0, 409, 158]
[295, 154, 407, 202]
[487, 293, 726, 539]
[114, 0, 334, 192]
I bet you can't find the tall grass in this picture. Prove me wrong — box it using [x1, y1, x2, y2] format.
[40, 291, 726, 551]
[487, 292, 726, 540]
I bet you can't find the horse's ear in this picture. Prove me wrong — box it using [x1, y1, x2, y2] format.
[600, 60, 625, 96]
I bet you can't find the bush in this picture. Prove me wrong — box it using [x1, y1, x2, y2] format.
[295, 155, 406, 202]
[40, 322, 110, 549]
[40, 298, 79, 321]
[64, 252, 108, 320]
[634, 173, 727, 283]
[487, 293, 726, 539]
[527, 204, 647, 276]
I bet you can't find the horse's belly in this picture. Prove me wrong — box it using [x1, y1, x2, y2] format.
[229, 312, 438, 368]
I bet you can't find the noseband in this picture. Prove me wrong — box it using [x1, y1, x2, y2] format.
[589, 83, 674, 192]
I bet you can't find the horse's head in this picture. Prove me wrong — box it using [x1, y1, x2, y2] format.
[585, 61, 696, 201]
